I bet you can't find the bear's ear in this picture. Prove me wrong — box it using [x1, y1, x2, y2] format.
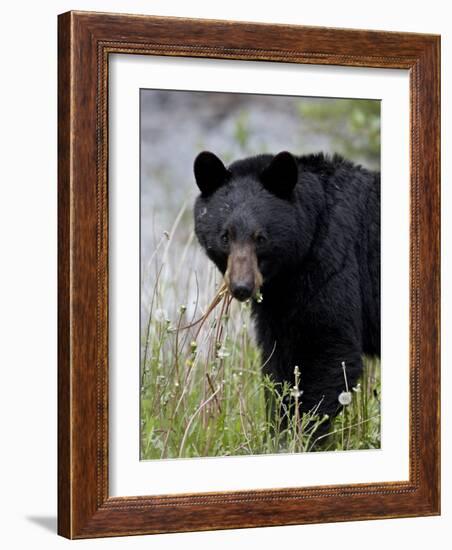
[261, 151, 298, 199]
[194, 151, 230, 197]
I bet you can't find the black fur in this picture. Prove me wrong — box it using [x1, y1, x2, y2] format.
[193, 151, 380, 420]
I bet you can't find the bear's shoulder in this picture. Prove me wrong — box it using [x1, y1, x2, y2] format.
[297, 152, 362, 179]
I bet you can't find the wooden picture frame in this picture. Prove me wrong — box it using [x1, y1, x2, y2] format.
[58, 10, 440, 539]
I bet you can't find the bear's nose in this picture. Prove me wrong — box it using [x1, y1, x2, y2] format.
[230, 283, 253, 302]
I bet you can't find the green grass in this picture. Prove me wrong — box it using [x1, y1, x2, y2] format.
[297, 99, 380, 168]
[140, 211, 381, 460]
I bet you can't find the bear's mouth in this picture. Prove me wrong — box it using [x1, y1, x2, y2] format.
[224, 242, 263, 302]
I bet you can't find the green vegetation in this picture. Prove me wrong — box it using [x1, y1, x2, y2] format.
[298, 99, 380, 167]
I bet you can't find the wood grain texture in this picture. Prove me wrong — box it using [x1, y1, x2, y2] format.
[57, 10, 440, 539]
[57, 10, 72, 538]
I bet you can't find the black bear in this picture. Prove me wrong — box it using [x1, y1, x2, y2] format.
[193, 150, 380, 425]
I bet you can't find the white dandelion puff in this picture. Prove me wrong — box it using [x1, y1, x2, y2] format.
[338, 391, 352, 406]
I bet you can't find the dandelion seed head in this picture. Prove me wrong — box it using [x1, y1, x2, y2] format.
[338, 391, 352, 405]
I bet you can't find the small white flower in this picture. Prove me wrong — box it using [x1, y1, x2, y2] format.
[338, 391, 352, 405]
[216, 346, 230, 359]
[290, 387, 303, 399]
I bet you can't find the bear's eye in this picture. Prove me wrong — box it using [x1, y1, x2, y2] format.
[255, 234, 267, 246]
[220, 232, 229, 245]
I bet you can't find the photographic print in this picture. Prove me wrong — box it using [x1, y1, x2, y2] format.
[140, 90, 381, 460]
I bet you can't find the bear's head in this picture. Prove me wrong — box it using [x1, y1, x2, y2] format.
[193, 151, 310, 302]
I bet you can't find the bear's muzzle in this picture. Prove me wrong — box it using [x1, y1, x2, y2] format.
[225, 242, 263, 302]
